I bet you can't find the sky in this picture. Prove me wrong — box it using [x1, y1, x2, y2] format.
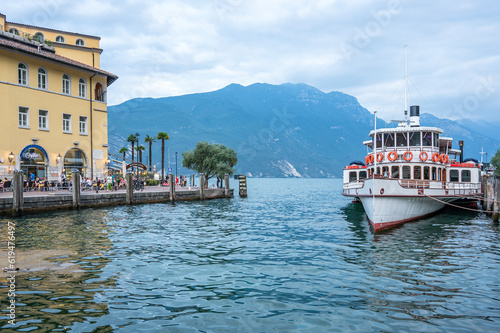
[2, 0, 499, 122]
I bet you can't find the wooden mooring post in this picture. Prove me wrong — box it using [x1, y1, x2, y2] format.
[493, 176, 500, 223]
[169, 173, 175, 202]
[126, 173, 133, 204]
[72, 171, 81, 209]
[199, 174, 205, 200]
[482, 175, 500, 222]
[12, 171, 23, 215]
[238, 175, 247, 197]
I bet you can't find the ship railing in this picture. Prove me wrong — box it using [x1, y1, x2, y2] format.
[343, 181, 364, 189]
[399, 179, 430, 189]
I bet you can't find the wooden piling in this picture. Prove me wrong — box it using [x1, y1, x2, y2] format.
[12, 171, 23, 215]
[126, 173, 133, 204]
[199, 174, 205, 200]
[169, 173, 175, 202]
[239, 175, 247, 197]
[72, 172, 81, 209]
[494, 176, 500, 222]
[225, 174, 230, 198]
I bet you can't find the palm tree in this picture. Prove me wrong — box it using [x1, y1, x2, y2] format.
[136, 145, 146, 164]
[144, 135, 156, 172]
[119, 147, 129, 162]
[127, 134, 137, 162]
[157, 132, 170, 182]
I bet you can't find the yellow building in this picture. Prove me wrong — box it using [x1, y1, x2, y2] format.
[0, 13, 118, 183]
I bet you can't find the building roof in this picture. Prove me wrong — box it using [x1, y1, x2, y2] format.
[0, 34, 117, 86]
[4, 18, 101, 40]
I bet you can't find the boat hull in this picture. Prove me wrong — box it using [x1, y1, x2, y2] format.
[358, 195, 452, 232]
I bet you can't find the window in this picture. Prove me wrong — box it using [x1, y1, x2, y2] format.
[396, 133, 407, 147]
[422, 132, 432, 146]
[349, 171, 357, 182]
[9, 28, 20, 35]
[79, 78, 87, 98]
[34, 32, 45, 43]
[431, 167, 437, 181]
[433, 133, 439, 147]
[403, 166, 411, 179]
[392, 166, 400, 179]
[63, 114, 72, 133]
[423, 166, 430, 180]
[359, 171, 367, 180]
[384, 133, 395, 149]
[95, 82, 104, 102]
[62, 74, 71, 94]
[39, 110, 48, 130]
[461, 170, 471, 182]
[76, 38, 85, 46]
[375, 133, 382, 148]
[382, 166, 389, 177]
[414, 166, 421, 180]
[409, 132, 420, 146]
[18, 63, 28, 85]
[79, 116, 88, 135]
[55, 35, 65, 43]
[450, 170, 459, 182]
[19, 107, 29, 128]
[38, 68, 47, 89]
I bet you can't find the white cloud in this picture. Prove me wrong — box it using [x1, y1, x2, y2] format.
[1, 0, 499, 121]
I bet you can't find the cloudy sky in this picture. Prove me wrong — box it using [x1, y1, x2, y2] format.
[2, 0, 499, 122]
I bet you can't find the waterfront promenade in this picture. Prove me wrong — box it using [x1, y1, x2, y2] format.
[0, 184, 233, 215]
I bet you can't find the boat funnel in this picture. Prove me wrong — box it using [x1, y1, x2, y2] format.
[410, 105, 420, 127]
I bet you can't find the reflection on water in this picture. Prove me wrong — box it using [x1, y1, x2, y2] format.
[1, 179, 500, 332]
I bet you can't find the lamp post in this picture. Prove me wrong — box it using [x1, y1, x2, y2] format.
[135, 133, 140, 181]
[8, 152, 14, 173]
[175, 152, 178, 181]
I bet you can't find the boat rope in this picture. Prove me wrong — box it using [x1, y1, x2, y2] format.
[469, 194, 500, 204]
[423, 194, 498, 214]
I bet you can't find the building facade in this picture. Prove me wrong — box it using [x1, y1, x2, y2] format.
[0, 13, 117, 182]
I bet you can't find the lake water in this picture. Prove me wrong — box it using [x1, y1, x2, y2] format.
[1, 178, 500, 332]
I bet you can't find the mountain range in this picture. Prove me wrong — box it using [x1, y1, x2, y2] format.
[108, 83, 499, 178]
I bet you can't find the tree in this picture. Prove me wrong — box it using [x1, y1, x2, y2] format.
[144, 135, 156, 172]
[182, 141, 238, 185]
[491, 148, 500, 176]
[119, 147, 129, 162]
[126, 134, 137, 162]
[157, 132, 170, 182]
[136, 145, 145, 164]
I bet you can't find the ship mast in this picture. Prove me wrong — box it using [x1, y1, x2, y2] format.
[404, 45, 408, 124]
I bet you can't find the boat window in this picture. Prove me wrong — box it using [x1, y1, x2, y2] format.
[422, 132, 432, 146]
[433, 133, 439, 147]
[376, 167, 381, 176]
[461, 170, 471, 182]
[349, 171, 357, 182]
[431, 167, 437, 180]
[409, 132, 420, 146]
[403, 166, 411, 179]
[375, 133, 383, 148]
[359, 171, 367, 180]
[423, 166, 430, 180]
[414, 166, 421, 180]
[384, 133, 395, 148]
[382, 166, 389, 177]
[396, 133, 407, 147]
[450, 169, 459, 182]
[392, 166, 400, 179]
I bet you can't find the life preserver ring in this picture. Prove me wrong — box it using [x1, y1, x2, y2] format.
[440, 154, 449, 164]
[432, 153, 440, 162]
[366, 154, 374, 164]
[403, 151, 413, 161]
[387, 151, 398, 161]
[419, 151, 428, 162]
[380, 188, 384, 195]
[376, 153, 384, 163]
[365, 156, 369, 165]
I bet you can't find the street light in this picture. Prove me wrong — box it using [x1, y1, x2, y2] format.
[8, 152, 14, 163]
[135, 133, 140, 181]
[175, 152, 178, 181]
[56, 154, 61, 164]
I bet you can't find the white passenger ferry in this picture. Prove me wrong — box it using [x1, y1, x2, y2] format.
[342, 105, 482, 232]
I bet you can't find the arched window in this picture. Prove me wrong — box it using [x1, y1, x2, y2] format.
[55, 35, 65, 43]
[38, 68, 47, 89]
[34, 32, 45, 43]
[9, 28, 20, 35]
[78, 78, 87, 98]
[75, 38, 85, 46]
[18, 63, 28, 86]
[95, 82, 104, 102]
[62, 74, 71, 94]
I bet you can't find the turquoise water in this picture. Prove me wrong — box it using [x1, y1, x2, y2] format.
[1, 178, 500, 332]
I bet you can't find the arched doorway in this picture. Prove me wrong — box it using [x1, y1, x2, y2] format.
[95, 82, 104, 102]
[63, 148, 87, 177]
[20, 145, 48, 179]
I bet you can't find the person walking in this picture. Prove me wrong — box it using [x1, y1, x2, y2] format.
[106, 173, 114, 191]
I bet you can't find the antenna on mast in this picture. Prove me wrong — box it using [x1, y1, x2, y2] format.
[404, 45, 408, 123]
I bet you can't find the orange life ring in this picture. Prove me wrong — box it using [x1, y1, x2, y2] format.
[387, 151, 398, 161]
[367, 154, 374, 164]
[432, 153, 440, 162]
[403, 151, 413, 161]
[365, 156, 369, 165]
[440, 154, 449, 164]
[419, 151, 428, 162]
[376, 153, 384, 162]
